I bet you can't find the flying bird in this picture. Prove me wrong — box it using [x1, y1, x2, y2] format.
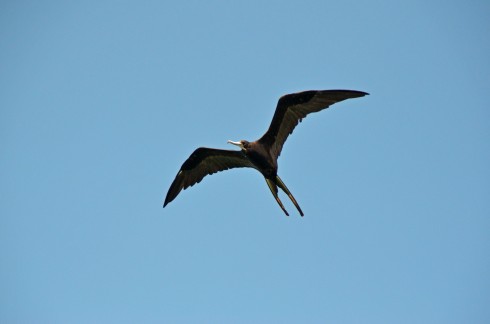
[163, 89, 368, 216]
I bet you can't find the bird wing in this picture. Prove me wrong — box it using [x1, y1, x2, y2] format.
[258, 90, 368, 157]
[163, 147, 256, 207]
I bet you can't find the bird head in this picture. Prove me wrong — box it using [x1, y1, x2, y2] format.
[227, 140, 250, 150]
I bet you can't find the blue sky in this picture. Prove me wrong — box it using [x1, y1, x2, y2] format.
[1, 1, 489, 323]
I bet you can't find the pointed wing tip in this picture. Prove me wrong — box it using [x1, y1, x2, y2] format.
[163, 195, 173, 208]
[342, 90, 369, 98]
[330, 89, 369, 100]
[321, 89, 369, 98]
[163, 195, 174, 208]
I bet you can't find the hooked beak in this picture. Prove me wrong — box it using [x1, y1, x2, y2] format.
[227, 140, 243, 148]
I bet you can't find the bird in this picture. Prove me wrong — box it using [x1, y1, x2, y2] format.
[163, 89, 368, 216]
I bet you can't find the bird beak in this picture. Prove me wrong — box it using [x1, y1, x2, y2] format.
[227, 140, 243, 148]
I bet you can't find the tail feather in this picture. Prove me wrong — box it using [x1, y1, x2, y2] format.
[276, 175, 304, 217]
[265, 178, 289, 216]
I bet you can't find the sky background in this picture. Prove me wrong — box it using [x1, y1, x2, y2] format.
[1, 1, 489, 323]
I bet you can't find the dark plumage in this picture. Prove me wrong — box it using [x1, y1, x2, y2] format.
[163, 89, 368, 216]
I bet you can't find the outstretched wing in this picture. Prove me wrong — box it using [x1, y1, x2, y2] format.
[163, 147, 256, 207]
[258, 90, 368, 158]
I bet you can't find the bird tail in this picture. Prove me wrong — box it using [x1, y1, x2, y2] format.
[264, 176, 304, 217]
[275, 175, 304, 217]
[265, 178, 289, 216]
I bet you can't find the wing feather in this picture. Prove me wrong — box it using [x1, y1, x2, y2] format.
[163, 147, 256, 207]
[258, 90, 368, 157]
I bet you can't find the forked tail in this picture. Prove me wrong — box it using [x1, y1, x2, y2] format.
[264, 176, 304, 217]
[265, 178, 289, 216]
[275, 175, 304, 216]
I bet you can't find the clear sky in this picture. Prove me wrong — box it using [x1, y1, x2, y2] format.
[1, 1, 489, 323]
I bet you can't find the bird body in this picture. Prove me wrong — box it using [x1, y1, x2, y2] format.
[236, 140, 277, 178]
[163, 89, 368, 216]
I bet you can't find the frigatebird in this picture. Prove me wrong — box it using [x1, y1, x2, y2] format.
[163, 89, 368, 216]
